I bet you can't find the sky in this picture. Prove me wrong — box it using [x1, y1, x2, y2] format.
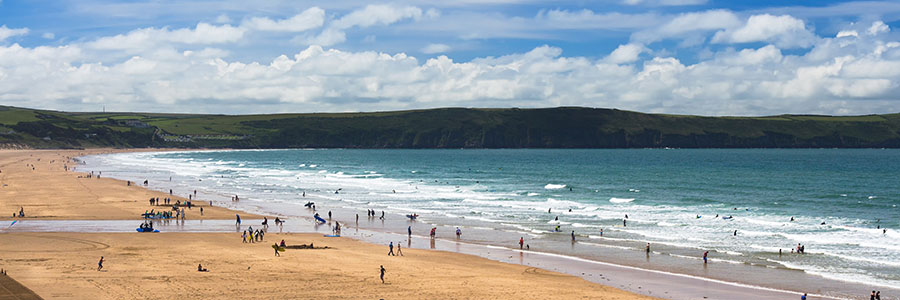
[1, 0, 900, 116]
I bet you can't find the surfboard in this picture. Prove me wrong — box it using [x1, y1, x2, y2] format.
[271, 245, 285, 251]
[323, 234, 340, 237]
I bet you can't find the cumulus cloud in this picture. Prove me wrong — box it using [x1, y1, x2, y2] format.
[605, 43, 646, 64]
[242, 7, 325, 32]
[308, 4, 431, 46]
[711, 14, 816, 48]
[422, 43, 451, 54]
[0, 25, 29, 42]
[2, 24, 899, 116]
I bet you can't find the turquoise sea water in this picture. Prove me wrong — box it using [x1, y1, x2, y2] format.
[83, 149, 900, 293]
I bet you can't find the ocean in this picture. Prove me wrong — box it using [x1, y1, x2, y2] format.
[80, 149, 900, 297]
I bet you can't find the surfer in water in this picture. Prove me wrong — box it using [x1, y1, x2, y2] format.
[623, 219, 627, 227]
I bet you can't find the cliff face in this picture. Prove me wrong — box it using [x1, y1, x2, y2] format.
[2, 106, 899, 149]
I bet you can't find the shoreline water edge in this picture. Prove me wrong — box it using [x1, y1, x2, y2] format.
[70, 149, 900, 299]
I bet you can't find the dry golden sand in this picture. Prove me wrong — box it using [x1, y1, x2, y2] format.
[0, 150, 656, 299]
[0, 149, 258, 221]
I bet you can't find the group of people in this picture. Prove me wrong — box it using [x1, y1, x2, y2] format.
[366, 209, 384, 219]
[12, 206, 24, 218]
[387, 241, 404, 256]
[242, 227, 265, 243]
[149, 197, 179, 206]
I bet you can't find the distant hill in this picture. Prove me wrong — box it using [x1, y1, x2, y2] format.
[1, 105, 899, 149]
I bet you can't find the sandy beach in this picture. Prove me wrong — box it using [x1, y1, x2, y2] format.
[0, 149, 257, 221]
[0, 149, 652, 299]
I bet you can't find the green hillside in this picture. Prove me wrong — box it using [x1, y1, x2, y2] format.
[1, 105, 899, 149]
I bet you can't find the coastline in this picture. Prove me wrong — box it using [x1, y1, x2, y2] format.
[71, 148, 900, 300]
[0, 149, 653, 299]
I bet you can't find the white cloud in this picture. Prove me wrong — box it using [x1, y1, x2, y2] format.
[3, 26, 900, 116]
[0, 25, 29, 42]
[332, 5, 425, 29]
[422, 43, 451, 54]
[632, 10, 741, 44]
[88, 23, 245, 51]
[605, 43, 646, 64]
[242, 7, 325, 32]
[867, 21, 890, 36]
[836, 30, 858, 38]
[308, 4, 430, 46]
[711, 14, 816, 48]
[42, 32, 55, 39]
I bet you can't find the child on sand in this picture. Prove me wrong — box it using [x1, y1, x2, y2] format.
[97, 256, 104, 271]
[380, 265, 386, 283]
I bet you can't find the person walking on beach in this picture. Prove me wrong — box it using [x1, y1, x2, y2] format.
[646, 243, 651, 254]
[397, 243, 404, 256]
[519, 237, 524, 249]
[236, 214, 241, 226]
[703, 251, 708, 264]
[801, 292, 806, 300]
[274, 243, 281, 257]
[242, 231, 248, 243]
[571, 231, 576, 242]
[200, 207, 203, 216]
[388, 242, 395, 256]
[380, 265, 386, 283]
[97, 256, 104, 271]
[456, 227, 461, 238]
